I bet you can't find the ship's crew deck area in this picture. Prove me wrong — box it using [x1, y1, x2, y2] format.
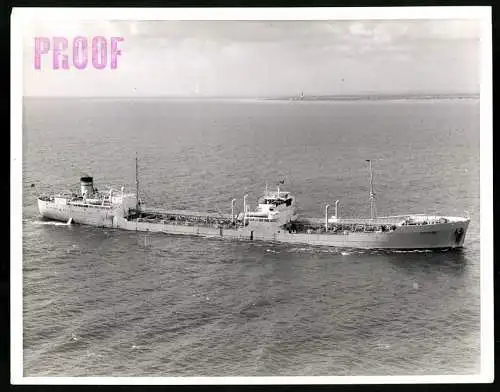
[38, 194, 113, 208]
[285, 214, 465, 235]
[38, 194, 75, 202]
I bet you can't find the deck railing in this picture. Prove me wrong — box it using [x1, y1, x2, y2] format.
[68, 202, 113, 209]
[307, 217, 407, 225]
[245, 217, 278, 223]
[143, 207, 233, 220]
[309, 215, 451, 226]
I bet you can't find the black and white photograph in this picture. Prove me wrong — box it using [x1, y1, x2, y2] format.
[11, 7, 493, 384]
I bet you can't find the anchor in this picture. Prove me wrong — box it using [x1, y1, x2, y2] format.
[454, 228, 465, 244]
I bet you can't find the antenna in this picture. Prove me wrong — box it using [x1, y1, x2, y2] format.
[243, 194, 248, 225]
[325, 204, 330, 231]
[366, 160, 376, 219]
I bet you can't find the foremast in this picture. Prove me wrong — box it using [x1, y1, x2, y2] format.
[135, 154, 140, 213]
[366, 159, 377, 219]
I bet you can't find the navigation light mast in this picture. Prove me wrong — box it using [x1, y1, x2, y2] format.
[366, 159, 376, 219]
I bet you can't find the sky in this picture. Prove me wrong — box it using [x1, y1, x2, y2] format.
[22, 19, 481, 97]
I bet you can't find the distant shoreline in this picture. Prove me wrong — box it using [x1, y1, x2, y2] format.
[261, 93, 480, 102]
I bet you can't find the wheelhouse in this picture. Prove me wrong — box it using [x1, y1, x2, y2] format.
[260, 191, 294, 208]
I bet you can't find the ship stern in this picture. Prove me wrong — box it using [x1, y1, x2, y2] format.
[37, 197, 69, 222]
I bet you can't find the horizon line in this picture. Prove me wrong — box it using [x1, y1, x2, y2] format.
[23, 92, 480, 99]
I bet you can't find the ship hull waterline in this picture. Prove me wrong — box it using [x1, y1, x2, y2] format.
[38, 199, 470, 250]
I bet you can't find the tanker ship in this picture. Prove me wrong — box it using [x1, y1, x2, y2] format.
[37, 159, 470, 250]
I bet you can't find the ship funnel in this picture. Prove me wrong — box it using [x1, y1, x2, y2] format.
[80, 176, 94, 196]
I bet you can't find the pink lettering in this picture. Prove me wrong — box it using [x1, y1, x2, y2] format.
[92, 36, 107, 69]
[34, 37, 50, 70]
[52, 37, 69, 70]
[72, 36, 88, 70]
[110, 37, 124, 69]
[33, 36, 124, 70]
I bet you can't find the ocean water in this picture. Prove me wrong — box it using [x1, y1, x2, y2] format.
[21, 97, 481, 376]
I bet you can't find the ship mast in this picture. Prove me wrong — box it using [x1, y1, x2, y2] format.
[135, 153, 140, 212]
[367, 159, 376, 219]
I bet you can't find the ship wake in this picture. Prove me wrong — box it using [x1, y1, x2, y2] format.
[33, 219, 73, 227]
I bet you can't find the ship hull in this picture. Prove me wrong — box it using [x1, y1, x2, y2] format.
[38, 198, 116, 227]
[38, 199, 469, 250]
